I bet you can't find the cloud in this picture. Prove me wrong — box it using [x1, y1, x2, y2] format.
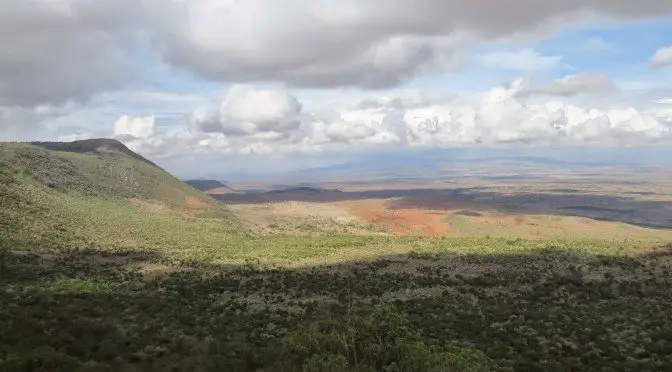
[650, 46, 672, 67]
[144, 0, 672, 88]
[58, 131, 96, 142]
[322, 81, 670, 148]
[0, 0, 138, 106]
[113, 115, 155, 139]
[325, 120, 377, 143]
[479, 49, 563, 71]
[189, 86, 302, 136]
[518, 72, 618, 97]
[224, 87, 302, 129]
[104, 79, 672, 162]
[0, 103, 76, 138]
[2, 0, 672, 106]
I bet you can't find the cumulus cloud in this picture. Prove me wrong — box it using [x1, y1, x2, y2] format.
[113, 115, 155, 139]
[323, 81, 671, 148]
[108, 79, 672, 161]
[325, 120, 377, 143]
[189, 86, 302, 136]
[650, 46, 672, 67]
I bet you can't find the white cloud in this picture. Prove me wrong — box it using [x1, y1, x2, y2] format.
[124, 80, 665, 159]
[650, 46, 672, 67]
[113, 115, 155, 139]
[479, 49, 563, 71]
[325, 120, 377, 143]
[58, 131, 96, 142]
[224, 87, 302, 129]
[189, 86, 302, 136]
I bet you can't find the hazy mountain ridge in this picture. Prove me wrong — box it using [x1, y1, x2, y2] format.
[184, 179, 238, 194]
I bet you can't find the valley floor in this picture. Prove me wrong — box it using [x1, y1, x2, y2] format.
[231, 196, 672, 242]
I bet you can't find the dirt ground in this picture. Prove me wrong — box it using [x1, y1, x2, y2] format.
[229, 195, 672, 241]
[336, 199, 448, 236]
[216, 175, 672, 240]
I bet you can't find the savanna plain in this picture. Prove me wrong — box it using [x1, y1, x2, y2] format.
[2, 139, 672, 371]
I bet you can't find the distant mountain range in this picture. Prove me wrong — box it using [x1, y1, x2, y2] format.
[186, 147, 672, 185]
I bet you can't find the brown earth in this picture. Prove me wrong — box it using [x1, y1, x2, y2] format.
[183, 195, 209, 213]
[216, 180, 672, 239]
[338, 199, 448, 236]
[130, 194, 210, 217]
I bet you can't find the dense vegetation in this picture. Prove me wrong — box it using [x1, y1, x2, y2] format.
[1, 141, 671, 371]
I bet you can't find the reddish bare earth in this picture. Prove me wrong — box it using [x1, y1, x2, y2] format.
[339, 199, 448, 236]
[213, 182, 672, 240]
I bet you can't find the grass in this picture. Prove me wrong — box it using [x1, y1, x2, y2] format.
[443, 210, 672, 242]
[1, 141, 672, 371]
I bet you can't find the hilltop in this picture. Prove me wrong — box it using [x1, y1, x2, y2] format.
[30, 138, 157, 166]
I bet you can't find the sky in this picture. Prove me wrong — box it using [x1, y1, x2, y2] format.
[1, 0, 672, 178]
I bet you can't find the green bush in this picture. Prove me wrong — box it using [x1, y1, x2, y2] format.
[277, 304, 491, 372]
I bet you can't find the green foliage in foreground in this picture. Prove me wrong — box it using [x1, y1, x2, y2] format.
[1, 247, 671, 371]
[279, 304, 490, 372]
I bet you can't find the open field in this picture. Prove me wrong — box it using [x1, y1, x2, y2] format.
[219, 176, 672, 241]
[2, 141, 672, 371]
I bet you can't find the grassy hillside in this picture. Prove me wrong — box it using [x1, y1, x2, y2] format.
[1, 140, 671, 371]
[0, 140, 241, 251]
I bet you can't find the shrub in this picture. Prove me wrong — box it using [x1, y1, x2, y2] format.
[276, 304, 491, 372]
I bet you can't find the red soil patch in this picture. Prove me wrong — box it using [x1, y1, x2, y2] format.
[132, 194, 209, 217]
[340, 199, 448, 236]
[183, 196, 209, 214]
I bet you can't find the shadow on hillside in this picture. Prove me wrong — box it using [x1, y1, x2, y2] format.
[2, 243, 672, 370]
[215, 187, 672, 229]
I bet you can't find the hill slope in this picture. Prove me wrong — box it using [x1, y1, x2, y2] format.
[0, 139, 240, 250]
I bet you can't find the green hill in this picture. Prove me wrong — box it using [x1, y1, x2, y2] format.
[0, 139, 240, 252]
[1, 139, 670, 371]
